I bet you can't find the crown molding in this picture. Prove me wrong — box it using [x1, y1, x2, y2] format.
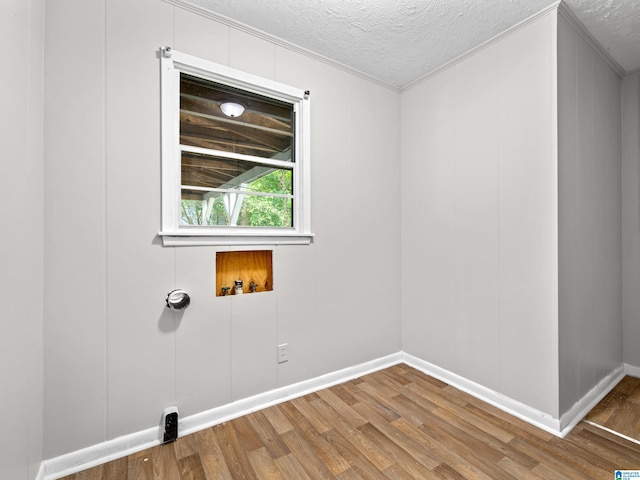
[161, 0, 401, 92]
[557, 0, 626, 78]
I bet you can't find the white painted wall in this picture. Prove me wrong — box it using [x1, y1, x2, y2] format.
[557, 13, 623, 415]
[0, 0, 44, 478]
[622, 72, 640, 370]
[401, 11, 560, 417]
[43, 0, 109, 456]
[43, 0, 400, 458]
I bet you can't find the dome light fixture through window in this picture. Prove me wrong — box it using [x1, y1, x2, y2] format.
[220, 102, 245, 118]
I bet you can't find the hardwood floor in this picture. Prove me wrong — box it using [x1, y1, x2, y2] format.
[585, 375, 640, 443]
[62, 365, 640, 479]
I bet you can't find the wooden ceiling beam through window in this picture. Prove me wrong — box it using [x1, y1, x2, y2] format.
[180, 112, 292, 154]
[181, 76, 292, 123]
[180, 94, 291, 132]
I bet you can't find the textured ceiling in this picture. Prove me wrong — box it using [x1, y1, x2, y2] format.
[567, 0, 640, 74]
[187, 0, 640, 88]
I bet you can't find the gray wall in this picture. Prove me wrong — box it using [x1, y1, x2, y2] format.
[401, 12, 560, 417]
[622, 72, 640, 370]
[43, 0, 401, 458]
[0, 0, 44, 478]
[400, 8, 625, 420]
[557, 13, 623, 415]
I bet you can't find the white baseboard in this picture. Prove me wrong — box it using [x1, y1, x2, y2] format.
[40, 352, 630, 479]
[625, 363, 640, 378]
[558, 364, 625, 435]
[34, 462, 45, 480]
[179, 352, 403, 438]
[401, 353, 564, 436]
[41, 352, 403, 480]
[402, 353, 626, 438]
[42, 424, 160, 480]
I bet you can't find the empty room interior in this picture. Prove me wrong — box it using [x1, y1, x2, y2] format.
[3, 0, 640, 478]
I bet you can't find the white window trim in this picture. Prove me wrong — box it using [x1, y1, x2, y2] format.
[158, 47, 313, 246]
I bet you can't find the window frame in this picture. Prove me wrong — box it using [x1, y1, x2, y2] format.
[159, 47, 312, 246]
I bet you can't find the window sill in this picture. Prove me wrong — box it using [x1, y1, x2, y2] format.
[158, 231, 314, 247]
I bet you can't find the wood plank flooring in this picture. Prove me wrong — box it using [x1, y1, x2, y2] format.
[62, 365, 640, 479]
[585, 375, 640, 443]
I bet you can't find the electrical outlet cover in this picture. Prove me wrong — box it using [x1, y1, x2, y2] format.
[278, 343, 288, 363]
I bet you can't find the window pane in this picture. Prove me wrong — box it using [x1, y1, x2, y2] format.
[180, 191, 292, 228]
[180, 195, 229, 226]
[241, 194, 292, 227]
[181, 151, 293, 228]
[180, 73, 294, 162]
[181, 151, 292, 193]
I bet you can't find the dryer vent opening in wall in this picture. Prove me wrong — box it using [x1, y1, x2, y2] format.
[161, 406, 179, 443]
[216, 250, 273, 296]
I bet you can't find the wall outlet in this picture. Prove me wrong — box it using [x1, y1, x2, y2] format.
[161, 406, 179, 443]
[278, 343, 288, 363]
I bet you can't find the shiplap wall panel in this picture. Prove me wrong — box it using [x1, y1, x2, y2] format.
[231, 292, 278, 400]
[105, 0, 175, 441]
[373, 85, 402, 358]
[496, 13, 558, 416]
[338, 75, 395, 367]
[453, 45, 501, 392]
[401, 68, 459, 372]
[557, 13, 580, 412]
[1, 0, 44, 477]
[402, 11, 559, 417]
[43, 0, 108, 457]
[230, 28, 276, 80]
[175, 247, 233, 417]
[622, 73, 640, 370]
[174, 9, 230, 65]
[557, 12, 622, 415]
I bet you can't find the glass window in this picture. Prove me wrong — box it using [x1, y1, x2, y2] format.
[160, 48, 312, 246]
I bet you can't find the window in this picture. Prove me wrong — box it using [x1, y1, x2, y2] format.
[159, 47, 312, 246]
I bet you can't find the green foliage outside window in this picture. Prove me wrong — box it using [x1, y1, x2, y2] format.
[181, 169, 292, 227]
[242, 169, 292, 227]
